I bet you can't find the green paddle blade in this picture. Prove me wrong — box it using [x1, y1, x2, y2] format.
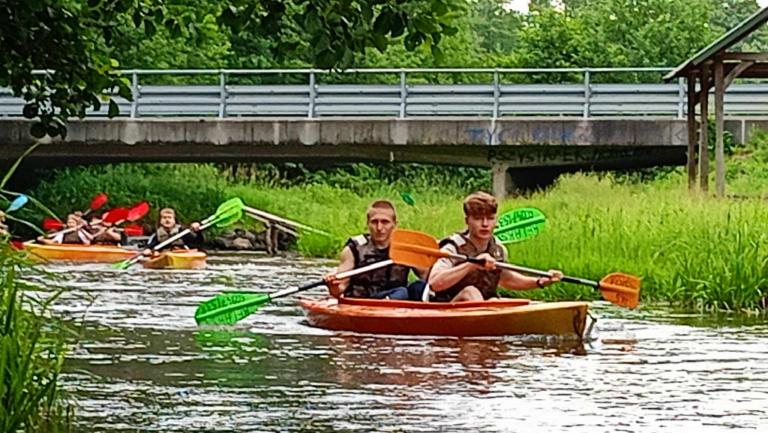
[212, 206, 243, 228]
[400, 192, 416, 206]
[494, 207, 546, 244]
[195, 292, 271, 325]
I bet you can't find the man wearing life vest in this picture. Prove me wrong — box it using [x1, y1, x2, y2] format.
[142, 208, 202, 255]
[324, 200, 427, 300]
[36, 214, 92, 245]
[428, 191, 563, 302]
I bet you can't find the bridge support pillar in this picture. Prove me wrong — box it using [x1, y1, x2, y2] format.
[491, 162, 513, 200]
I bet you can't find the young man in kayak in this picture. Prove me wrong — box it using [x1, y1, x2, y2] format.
[88, 214, 122, 245]
[36, 214, 92, 245]
[142, 208, 202, 255]
[324, 200, 427, 301]
[428, 191, 563, 302]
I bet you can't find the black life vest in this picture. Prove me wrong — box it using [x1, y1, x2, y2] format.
[62, 230, 86, 244]
[156, 225, 185, 248]
[431, 231, 507, 301]
[344, 234, 411, 298]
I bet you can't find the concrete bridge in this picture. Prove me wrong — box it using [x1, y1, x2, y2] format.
[2, 67, 767, 196]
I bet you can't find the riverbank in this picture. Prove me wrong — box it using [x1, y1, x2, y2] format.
[23, 147, 768, 312]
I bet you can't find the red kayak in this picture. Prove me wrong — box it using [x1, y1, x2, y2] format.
[299, 297, 590, 337]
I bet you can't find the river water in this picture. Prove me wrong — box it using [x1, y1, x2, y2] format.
[32, 254, 768, 432]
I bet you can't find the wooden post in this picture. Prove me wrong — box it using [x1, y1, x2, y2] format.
[699, 65, 710, 192]
[686, 75, 697, 190]
[714, 61, 726, 197]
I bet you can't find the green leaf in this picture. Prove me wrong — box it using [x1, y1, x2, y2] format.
[108, 99, 119, 118]
[30, 123, 46, 139]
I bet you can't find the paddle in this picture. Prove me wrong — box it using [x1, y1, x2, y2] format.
[390, 229, 641, 309]
[242, 205, 330, 237]
[494, 207, 546, 244]
[4, 194, 29, 213]
[83, 193, 108, 217]
[112, 197, 244, 270]
[120, 224, 144, 237]
[195, 259, 394, 325]
[127, 201, 150, 222]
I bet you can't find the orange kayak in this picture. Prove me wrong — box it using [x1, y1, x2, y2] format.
[24, 242, 136, 263]
[299, 297, 589, 337]
[142, 249, 206, 270]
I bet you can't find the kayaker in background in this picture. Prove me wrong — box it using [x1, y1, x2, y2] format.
[142, 208, 202, 256]
[36, 214, 91, 245]
[88, 215, 122, 245]
[324, 199, 427, 301]
[428, 191, 563, 302]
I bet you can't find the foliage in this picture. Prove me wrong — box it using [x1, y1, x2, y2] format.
[0, 149, 72, 431]
[0, 0, 461, 137]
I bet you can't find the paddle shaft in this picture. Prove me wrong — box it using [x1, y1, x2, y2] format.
[445, 250, 596, 285]
[243, 206, 329, 236]
[269, 259, 393, 299]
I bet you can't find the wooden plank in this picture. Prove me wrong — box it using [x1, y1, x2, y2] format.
[715, 61, 726, 197]
[687, 75, 697, 190]
[724, 61, 754, 89]
[699, 65, 710, 192]
[720, 52, 768, 61]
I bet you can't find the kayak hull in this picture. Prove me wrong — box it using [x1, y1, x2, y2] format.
[299, 297, 589, 337]
[24, 243, 135, 263]
[142, 250, 206, 270]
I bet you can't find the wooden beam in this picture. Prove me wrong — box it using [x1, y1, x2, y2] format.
[699, 65, 709, 192]
[724, 61, 754, 89]
[714, 61, 726, 197]
[687, 75, 697, 190]
[720, 52, 768, 61]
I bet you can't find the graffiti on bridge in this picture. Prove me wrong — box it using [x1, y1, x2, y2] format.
[488, 147, 647, 166]
[465, 124, 594, 145]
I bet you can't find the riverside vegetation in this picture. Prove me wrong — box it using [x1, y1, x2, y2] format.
[23, 132, 768, 314]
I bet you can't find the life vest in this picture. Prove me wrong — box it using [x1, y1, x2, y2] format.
[343, 234, 411, 298]
[156, 225, 185, 248]
[431, 231, 507, 301]
[62, 229, 86, 244]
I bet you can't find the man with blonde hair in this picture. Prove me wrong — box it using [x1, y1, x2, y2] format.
[428, 191, 563, 302]
[325, 199, 427, 300]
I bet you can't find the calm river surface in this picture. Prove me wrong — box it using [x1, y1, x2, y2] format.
[32, 254, 768, 432]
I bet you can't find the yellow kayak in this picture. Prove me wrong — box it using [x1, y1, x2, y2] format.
[142, 249, 206, 270]
[24, 243, 136, 263]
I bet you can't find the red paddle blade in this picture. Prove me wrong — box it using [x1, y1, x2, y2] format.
[90, 193, 108, 210]
[598, 273, 641, 309]
[10, 240, 25, 250]
[122, 224, 144, 236]
[43, 218, 63, 231]
[102, 207, 130, 224]
[127, 201, 150, 222]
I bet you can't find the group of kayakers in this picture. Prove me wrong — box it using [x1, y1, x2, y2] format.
[33, 207, 202, 257]
[324, 191, 564, 303]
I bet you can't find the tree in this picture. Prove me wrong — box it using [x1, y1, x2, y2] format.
[0, 0, 460, 138]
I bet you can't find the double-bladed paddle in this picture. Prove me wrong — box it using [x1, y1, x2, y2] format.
[193, 206, 550, 326]
[390, 228, 641, 309]
[112, 198, 244, 270]
[195, 259, 393, 325]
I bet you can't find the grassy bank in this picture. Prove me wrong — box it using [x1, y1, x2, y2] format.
[24, 150, 768, 312]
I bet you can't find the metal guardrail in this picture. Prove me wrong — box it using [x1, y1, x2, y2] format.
[2, 68, 768, 119]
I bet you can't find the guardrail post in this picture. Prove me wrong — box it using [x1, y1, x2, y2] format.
[493, 70, 500, 119]
[399, 70, 407, 118]
[677, 77, 685, 119]
[219, 70, 227, 118]
[308, 70, 316, 118]
[130, 71, 138, 118]
[583, 69, 591, 118]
